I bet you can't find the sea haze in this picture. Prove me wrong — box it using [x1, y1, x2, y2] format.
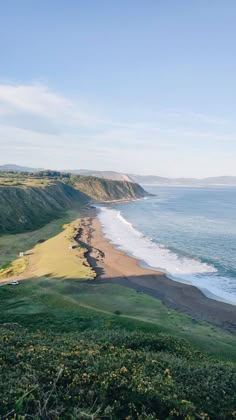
[97, 186, 236, 306]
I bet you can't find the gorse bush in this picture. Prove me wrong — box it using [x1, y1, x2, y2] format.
[0, 325, 236, 419]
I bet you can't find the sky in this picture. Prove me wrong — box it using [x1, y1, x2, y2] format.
[0, 0, 236, 177]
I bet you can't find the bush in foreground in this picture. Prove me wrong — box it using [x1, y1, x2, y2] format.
[0, 326, 236, 419]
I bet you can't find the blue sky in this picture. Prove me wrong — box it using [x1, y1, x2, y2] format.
[0, 0, 236, 177]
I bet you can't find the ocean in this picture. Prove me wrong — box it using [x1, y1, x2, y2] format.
[97, 186, 236, 306]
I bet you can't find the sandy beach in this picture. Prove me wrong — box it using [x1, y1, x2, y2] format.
[77, 207, 236, 333]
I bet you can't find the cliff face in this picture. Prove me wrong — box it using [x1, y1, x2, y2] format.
[0, 182, 86, 234]
[70, 175, 147, 201]
[0, 178, 148, 234]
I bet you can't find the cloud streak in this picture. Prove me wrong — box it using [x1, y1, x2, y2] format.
[0, 82, 236, 176]
[0, 83, 99, 130]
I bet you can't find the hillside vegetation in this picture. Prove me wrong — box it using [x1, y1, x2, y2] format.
[69, 174, 146, 201]
[0, 280, 236, 419]
[1, 216, 236, 361]
[0, 171, 147, 234]
[0, 182, 85, 234]
[0, 212, 236, 418]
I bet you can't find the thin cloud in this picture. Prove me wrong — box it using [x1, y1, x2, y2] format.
[0, 82, 236, 176]
[0, 83, 97, 127]
[0, 82, 234, 143]
[152, 107, 229, 125]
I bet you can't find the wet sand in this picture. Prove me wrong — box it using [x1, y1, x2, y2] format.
[77, 207, 236, 333]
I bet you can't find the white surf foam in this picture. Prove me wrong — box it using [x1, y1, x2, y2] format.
[97, 206, 236, 305]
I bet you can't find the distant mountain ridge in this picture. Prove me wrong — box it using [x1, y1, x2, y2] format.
[130, 174, 236, 186]
[0, 164, 43, 172]
[1, 164, 236, 186]
[67, 169, 134, 182]
[74, 171, 236, 186]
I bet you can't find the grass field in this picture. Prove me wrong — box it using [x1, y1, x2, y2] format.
[1, 275, 236, 361]
[0, 210, 82, 279]
[0, 214, 236, 417]
[0, 176, 50, 187]
[0, 213, 236, 361]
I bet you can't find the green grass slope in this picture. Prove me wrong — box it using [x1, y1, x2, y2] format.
[0, 213, 235, 418]
[0, 182, 86, 234]
[0, 173, 148, 234]
[0, 278, 236, 419]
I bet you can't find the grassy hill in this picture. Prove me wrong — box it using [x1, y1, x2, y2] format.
[0, 213, 236, 418]
[68, 169, 134, 182]
[68, 174, 147, 201]
[1, 275, 236, 419]
[0, 172, 148, 234]
[0, 182, 86, 234]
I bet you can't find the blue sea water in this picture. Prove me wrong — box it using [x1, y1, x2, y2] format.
[97, 186, 236, 305]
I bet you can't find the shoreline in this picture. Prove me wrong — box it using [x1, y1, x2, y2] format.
[78, 206, 236, 333]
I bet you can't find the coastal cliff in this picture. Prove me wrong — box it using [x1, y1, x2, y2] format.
[68, 174, 147, 201]
[0, 175, 148, 234]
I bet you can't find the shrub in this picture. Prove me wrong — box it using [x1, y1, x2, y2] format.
[114, 310, 122, 315]
[0, 326, 235, 419]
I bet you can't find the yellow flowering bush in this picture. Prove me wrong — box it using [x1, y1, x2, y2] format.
[0, 326, 235, 419]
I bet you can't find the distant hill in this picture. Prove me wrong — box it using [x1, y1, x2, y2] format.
[199, 176, 236, 186]
[67, 170, 236, 186]
[1, 164, 236, 186]
[130, 174, 236, 186]
[66, 169, 134, 182]
[0, 164, 42, 172]
[69, 171, 236, 186]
